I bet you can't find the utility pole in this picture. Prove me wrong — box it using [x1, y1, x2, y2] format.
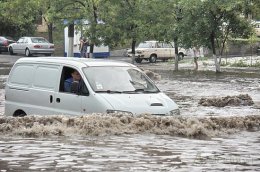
[67, 23, 74, 57]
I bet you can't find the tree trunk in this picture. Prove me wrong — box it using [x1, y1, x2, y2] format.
[213, 54, 221, 72]
[131, 39, 136, 64]
[89, 44, 94, 58]
[194, 57, 198, 71]
[174, 37, 179, 71]
[89, 1, 98, 59]
[47, 23, 53, 43]
[210, 31, 221, 73]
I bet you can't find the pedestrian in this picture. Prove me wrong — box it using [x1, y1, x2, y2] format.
[79, 37, 84, 57]
[82, 38, 89, 58]
[79, 37, 89, 58]
[193, 47, 200, 71]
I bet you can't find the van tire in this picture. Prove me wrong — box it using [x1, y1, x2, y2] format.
[25, 48, 31, 57]
[13, 110, 27, 117]
[149, 54, 157, 63]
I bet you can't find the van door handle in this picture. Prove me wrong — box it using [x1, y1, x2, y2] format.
[56, 98, 60, 103]
[50, 95, 53, 103]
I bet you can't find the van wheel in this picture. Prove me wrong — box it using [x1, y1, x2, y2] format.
[135, 58, 142, 63]
[25, 48, 31, 57]
[149, 55, 157, 63]
[13, 110, 27, 117]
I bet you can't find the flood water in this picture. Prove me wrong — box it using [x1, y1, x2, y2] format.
[0, 68, 259, 171]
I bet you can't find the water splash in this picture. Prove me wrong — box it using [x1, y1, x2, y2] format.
[0, 114, 259, 138]
[199, 94, 254, 107]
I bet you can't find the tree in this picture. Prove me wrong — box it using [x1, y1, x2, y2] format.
[0, 0, 39, 38]
[179, 0, 252, 72]
[100, 0, 146, 63]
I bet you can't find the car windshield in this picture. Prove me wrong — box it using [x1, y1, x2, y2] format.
[31, 37, 49, 43]
[83, 66, 160, 93]
[138, 42, 155, 48]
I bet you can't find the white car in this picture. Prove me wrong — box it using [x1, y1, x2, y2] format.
[253, 21, 260, 37]
[127, 40, 187, 63]
[9, 37, 55, 56]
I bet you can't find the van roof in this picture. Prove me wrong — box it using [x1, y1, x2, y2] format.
[15, 57, 136, 68]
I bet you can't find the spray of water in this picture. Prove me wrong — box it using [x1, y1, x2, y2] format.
[0, 114, 259, 138]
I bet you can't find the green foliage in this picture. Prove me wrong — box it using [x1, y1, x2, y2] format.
[0, 0, 39, 38]
[220, 61, 231, 66]
[231, 60, 250, 67]
[180, 0, 253, 49]
[1, 0, 259, 55]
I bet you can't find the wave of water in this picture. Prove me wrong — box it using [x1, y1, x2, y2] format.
[0, 114, 259, 138]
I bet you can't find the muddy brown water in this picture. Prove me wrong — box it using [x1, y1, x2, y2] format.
[0, 69, 259, 171]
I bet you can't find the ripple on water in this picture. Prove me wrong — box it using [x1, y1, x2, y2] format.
[0, 131, 259, 171]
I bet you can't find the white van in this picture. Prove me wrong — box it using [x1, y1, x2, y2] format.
[5, 57, 179, 117]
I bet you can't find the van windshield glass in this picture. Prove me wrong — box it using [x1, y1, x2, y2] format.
[83, 66, 159, 93]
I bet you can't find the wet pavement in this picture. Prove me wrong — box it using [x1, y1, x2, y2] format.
[0, 54, 259, 171]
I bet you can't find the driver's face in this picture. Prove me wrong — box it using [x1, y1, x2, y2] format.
[72, 71, 81, 81]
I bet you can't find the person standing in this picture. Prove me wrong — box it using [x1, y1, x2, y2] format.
[79, 37, 84, 57]
[79, 37, 89, 58]
[193, 47, 200, 71]
[83, 38, 89, 58]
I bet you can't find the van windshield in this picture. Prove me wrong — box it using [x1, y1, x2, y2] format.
[83, 66, 160, 93]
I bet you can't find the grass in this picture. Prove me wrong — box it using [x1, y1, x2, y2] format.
[221, 59, 260, 68]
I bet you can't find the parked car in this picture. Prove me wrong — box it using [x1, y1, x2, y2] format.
[0, 36, 16, 53]
[127, 40, 188, 63]
[254, 21, 260, 37]
[8, 37, 54, 56]
[5, 57, 179, 117]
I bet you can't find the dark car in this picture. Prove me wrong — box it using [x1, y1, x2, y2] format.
[0, 36, 16, 53]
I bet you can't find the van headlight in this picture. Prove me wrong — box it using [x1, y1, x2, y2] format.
[169, 109, 180, 115]
[106, 109, 133, 115]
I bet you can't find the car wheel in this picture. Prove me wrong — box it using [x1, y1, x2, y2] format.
[149, 55, 157, 63]
[9, 47, 14, 55]
[25, 48, 31, 57]
[135, 58, 142, 63]
[178, 53, 184, 60]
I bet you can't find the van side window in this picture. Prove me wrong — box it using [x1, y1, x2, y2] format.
[9, 64, 34, 87]
[59, 66, 89, 96]
[33, 65, 59, 90]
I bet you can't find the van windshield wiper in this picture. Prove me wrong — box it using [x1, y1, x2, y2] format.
[95, 90, 122, 94]
[122, 89, 159, 94]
